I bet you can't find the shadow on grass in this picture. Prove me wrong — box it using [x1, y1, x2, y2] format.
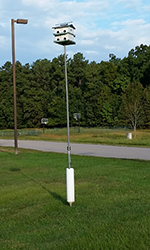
[48, 191, 68, 206]
[26, 174, 68, 205]
[10, 168, 68, 206]
[40, 184, 68, 206]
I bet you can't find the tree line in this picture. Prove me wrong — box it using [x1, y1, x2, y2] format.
[0, 44, 150, 132]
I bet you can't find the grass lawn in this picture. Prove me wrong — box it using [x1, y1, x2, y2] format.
[0, 148, 150, 249]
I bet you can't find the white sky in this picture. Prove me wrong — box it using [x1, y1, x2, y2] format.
[0, 0, 150, 66]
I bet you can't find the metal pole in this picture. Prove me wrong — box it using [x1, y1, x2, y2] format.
[11, 19, 18, 155]
[64, 45, 71, 169]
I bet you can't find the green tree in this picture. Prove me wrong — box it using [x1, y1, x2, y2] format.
[122, 82, 144, 137]
[19, 59, 51, 127]
[127, 44, 150, 86]
[47, 55, 67, 127]
[99, 61, 118, 93]
[68, 52, 88, 87]
[109, 54, 121, 66]
[143, 86, 150, 127]
[0, 62, 14, 128]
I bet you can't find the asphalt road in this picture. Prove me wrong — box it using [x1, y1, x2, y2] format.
[0, 139, 150, 160]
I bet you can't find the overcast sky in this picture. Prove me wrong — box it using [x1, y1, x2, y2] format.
[1, 0, 150, 66]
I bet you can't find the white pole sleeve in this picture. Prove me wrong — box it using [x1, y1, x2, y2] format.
[66, 168, 75, 206]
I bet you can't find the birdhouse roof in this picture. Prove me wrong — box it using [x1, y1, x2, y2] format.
[53, 23, 75, 30]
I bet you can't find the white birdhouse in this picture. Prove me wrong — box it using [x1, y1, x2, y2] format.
[53, 23, 76, 46]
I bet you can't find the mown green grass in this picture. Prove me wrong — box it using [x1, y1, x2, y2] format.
[0, 148, 150, 249]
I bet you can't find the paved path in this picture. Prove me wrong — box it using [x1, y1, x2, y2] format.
[0, 139, 150, 160]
